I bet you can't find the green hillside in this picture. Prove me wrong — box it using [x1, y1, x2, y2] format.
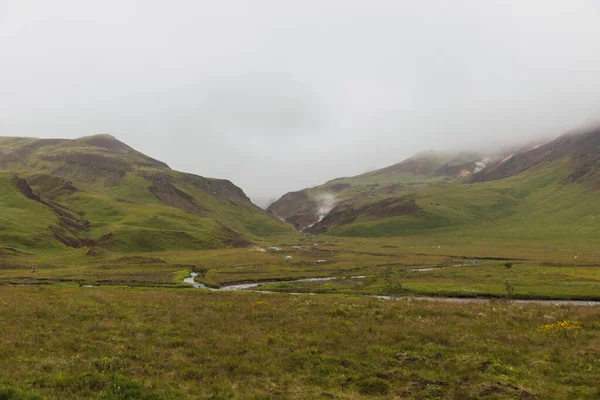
[325, 160, 600, 242]
[0, 134, 293, 254]
[271, 127, 600, 244]
[267, 151, 483, 230]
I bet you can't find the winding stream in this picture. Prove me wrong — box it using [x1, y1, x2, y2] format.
[184, 272, 600, 307]
[184, 273, 359, 291]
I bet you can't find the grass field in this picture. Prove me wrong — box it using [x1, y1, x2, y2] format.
[1, 286, 599, 399]
[2, 233, 599, 301]
[2, 135, 600, 398]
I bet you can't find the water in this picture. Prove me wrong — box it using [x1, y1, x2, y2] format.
[375, 296, 600, 307]
[411, 264, 466, 272]
[183, 273, 343, 291]
[184, 273, 600, 307]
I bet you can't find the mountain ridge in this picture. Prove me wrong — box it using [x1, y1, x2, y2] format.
[267, 149, 485, 230]
[269, 125, 600, 238]
[0, 134, 292, 252]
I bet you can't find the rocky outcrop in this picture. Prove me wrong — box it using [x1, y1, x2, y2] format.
[179, 172, 255, 206]
[267, 190, 316, 220]
[149, 178, 207, 216]
[306, 195, 420, 234]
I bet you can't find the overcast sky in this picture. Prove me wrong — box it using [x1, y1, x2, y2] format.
[2, 1, 600, 205]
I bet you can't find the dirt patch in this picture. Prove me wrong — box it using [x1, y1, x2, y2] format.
[0, 139, 68, 168]
[0, 247, 29, 257]
[377, 184, 405, 195]
[16, 178, 88, 229]
[27, 174, 78, 199]
[329, 183, 351, 192]
[218, 222, 253, 248]
[364, 154, 450, 177]
[149, 178, 207, 216]
[114, 256, 167, 264]
[287, 212, 320, 231]
[78, 134, 170, 168]
[50, 153, 132, 186]
[434, 161, 477, 178]
[306, 195, 420, 234]
[267, 190, 316, 221]
[85, 248, 107, 257]
[115, 197, 138, 204]
[478, 382, 534, 399]
[49, 226, 96, 248]
[178, 172, 254, 206]
[15, 176, 92, 248]
[79, 134, 134, 152]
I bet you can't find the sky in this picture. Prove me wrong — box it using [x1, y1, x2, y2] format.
[2, 1, 600, 206]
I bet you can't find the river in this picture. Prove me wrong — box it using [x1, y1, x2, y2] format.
[183, 272, 600, 307]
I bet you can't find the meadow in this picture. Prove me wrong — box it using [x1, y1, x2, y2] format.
[2, 228, 600, 399]
[2, 232, 599, 300]
[1, 286, 599, 399]
[2, 105, 600, 399]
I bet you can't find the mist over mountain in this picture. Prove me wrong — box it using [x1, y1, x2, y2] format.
[2, 1, 600, 202]
[4, 3, 600, 398]
[269, 125, 600, 235]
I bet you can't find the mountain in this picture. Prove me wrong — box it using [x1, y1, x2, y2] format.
[267, 150, 484, 230]
[468, 126, 600, 185]
[268, 126, 600, 242]
[0, 134, 292, 252]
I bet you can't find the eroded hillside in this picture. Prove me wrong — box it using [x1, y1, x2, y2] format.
[269, 126, 600, 240]
[0, 134, 293, 252]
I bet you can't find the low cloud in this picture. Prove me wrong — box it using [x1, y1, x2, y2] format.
[2, 1, 600, 201]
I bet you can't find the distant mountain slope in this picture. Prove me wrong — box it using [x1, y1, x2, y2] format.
[467, 126, 600, 185]
[270, 126, 600, 241]
[0, 134, 293, 252]
[267, 150, 483, 230]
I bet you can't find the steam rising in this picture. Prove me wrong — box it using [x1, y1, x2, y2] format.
[303, 192, 337, 231]
[315, 193, 337, 222]
[474, 158, 490, 174]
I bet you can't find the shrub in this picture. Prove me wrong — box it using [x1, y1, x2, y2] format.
[192, 266, 208, 277]
[0, 388, 42, 400]
[504, 280, 515, 299]
[384, 266, 404, 297]
[540, 320, 582, 337]
[355, 377, 390, 395]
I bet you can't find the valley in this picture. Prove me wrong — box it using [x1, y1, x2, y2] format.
[1, 130, 599, 399]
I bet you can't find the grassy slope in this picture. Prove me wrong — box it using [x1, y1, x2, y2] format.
[0, 286, 598, 399]
[328, 159, 600, 244]
[0, 136, 294, 254]
[266, 151, 477, 228]
[0, 173, 62, 250]
[302, 152, 469, 201]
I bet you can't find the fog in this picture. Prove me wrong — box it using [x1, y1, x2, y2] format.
[2, 1, 600, 206]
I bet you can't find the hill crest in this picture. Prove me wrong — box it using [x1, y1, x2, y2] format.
[0, 134, 291, 252]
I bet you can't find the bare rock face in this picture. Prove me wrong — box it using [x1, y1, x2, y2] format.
[178, 172, 255, 206]
[267, 191, 317, 223]
[305, 195, 420, 234]
[149, 178, 207, 216]
[434, 161, 478, 178]
[287, 212, 320, 231]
